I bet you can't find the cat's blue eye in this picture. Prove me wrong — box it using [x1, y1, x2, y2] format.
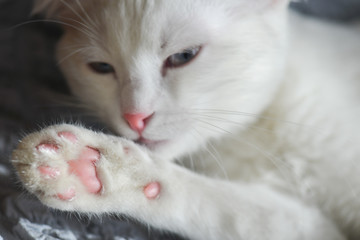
[88, 62, 115, 74]
[166, 46, 201, 68]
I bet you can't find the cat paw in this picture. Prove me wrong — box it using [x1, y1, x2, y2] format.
[12, 124, 161, 211]
[36, 136, 102, 200]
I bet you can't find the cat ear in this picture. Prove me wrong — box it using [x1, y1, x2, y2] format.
[31, 0, 65, 17]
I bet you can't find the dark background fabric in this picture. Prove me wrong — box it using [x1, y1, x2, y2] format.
[291, 0, 360, 21]
[0, 0, 359, 239]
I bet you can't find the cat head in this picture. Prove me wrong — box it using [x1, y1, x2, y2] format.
[33, 0, 289, 159]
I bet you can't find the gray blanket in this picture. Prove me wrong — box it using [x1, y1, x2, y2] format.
[1, 0, 359, 239]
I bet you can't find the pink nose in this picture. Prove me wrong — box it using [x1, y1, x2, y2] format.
[123, 112, 153, 133]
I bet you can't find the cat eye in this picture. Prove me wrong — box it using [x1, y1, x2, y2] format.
[165, 46, 201, 68]
[88, 62, 115, 74]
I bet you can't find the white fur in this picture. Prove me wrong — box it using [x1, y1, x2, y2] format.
[13, 0, 360, 239]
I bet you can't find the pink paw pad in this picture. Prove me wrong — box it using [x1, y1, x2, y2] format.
[58, 131, 78, 143]
[68, 147, 102, 194]
[57, 187, 76, 201]
[38, 166, 60, 179]
[143, 181, 161, 199]
[36, 131, 103, 200]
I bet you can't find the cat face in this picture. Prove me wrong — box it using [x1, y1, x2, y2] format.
[34, 0, 289, 159]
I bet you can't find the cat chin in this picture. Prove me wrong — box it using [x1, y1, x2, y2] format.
[109, 125, 175, 156]
[128, 133, 197, 160]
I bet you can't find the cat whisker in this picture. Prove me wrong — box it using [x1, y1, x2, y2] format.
[194, 119, 358, 200]
[191, 128, 229, 180]
[58, 16, 98, 40]
[59, 0, 94, 31]
[190, 108, 325, 134]
[194, 118, 298, 186]
[190, 113, 277, 134]
[74, 0, 99, 30]
[203, 136, 229, 180]
[57, 47, 88, 65]
[181, 152, 196, 172]
[59, 0, 104, 43]
[5, 1, 98, 42]
[5, 18, 94, 42]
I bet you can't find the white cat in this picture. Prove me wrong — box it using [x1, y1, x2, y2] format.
[11, 0, 360, 239]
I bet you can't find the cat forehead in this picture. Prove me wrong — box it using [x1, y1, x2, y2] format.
[62, 1, 228, 55]
[44, 0, 282, 57]
[36, 0, 277, 48]
[34, 0, 281, 21]
[98, 1, 225, 37]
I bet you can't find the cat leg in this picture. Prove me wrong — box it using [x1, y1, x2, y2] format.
[12, 124, 345, 240]
[11, 124, 160, 211]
